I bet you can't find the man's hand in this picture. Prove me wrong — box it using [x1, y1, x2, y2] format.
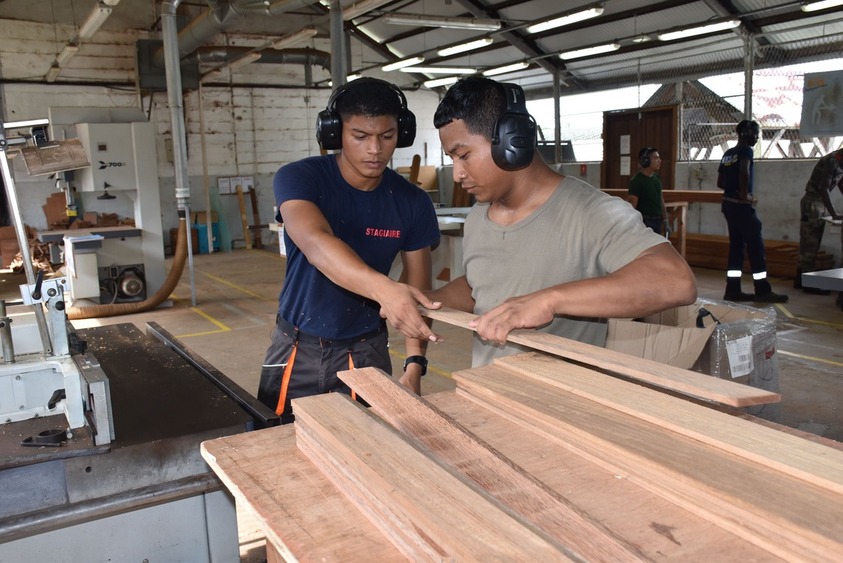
[469, 292, 556, 345]
[377, 282, 444, 342]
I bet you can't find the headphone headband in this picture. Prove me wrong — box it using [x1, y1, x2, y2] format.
[316, 78, 416, 150]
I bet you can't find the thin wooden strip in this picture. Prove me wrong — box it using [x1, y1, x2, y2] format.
[453, 365, 843, 562]
[338, 366, 647, 562]
[292, 393, 578, 562]
[200, 425, 402, 562]
[492, 352, 843, 497]
[421, 307, 779, 407]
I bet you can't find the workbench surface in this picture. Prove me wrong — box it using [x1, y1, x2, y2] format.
[202, 382, 841, 561]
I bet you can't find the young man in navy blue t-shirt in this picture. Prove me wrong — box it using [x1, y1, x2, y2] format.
[258, 79, 442, 423]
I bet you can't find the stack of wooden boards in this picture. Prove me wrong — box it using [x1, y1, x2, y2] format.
[202, 352, 843, 561]
[679, 233, 833, 279]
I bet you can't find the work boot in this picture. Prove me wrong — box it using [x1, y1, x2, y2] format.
[723, 290, 755, 302]
[754, 291, 789, 303]
[753, 279, 789, 303]
[724, 277, 753, 302]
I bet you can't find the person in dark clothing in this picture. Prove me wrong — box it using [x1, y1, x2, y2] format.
[717, 119, 788, 303]
[257, 78, 442, 423]
[796, 148, 843, 295]
[627, 147, 667, 235]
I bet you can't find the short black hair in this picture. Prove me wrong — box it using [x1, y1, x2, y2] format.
[433, 76, 506, 140]
[736, 119, 759, 135]
[335, 78, 404, 121]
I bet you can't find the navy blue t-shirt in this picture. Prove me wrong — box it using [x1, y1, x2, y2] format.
[718, 144, 754, 200]
[275, 155, 440, 339]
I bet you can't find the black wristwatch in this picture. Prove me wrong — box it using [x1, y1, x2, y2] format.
[403, 355, 428, 376]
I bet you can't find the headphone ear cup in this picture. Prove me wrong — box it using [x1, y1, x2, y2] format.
[639, 154, 650, 168]
[316, 108, 342, 150]
[396, 108, 417, 148]
[491, 113, 536, 171]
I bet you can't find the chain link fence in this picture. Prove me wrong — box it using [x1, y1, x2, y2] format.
[532, 27, 843, 162]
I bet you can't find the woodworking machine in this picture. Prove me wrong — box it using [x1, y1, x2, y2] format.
[1, 115, 279, 561]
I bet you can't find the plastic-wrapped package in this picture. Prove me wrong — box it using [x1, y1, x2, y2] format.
[692, 297, 780, 421]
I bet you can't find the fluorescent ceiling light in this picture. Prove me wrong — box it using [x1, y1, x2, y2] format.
[383, 13, 501, 31]
[382, 56, 425, 72]
[424, 76, 460, 88]
[227, 52, 262, 70]
[343, 0, 393, 21]
[559, 42, 620, 60]
[657, 19, 740, 41]
[55, 44, 80, 66]
[4, 118, 50, 129]
[399, 65, 476, 74]
[45, 65, 61, 83]
[482, 61, 529, 76]
[801, 0, 843, 11]
[526, 6, 603, 34]
[272, 27, 318, 49]
[437, 38, 493, 57]
[78, 4, 112, 40]
[347, 74, 362, 81]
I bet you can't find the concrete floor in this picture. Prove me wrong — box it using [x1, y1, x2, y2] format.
[4, 247, 842, 560]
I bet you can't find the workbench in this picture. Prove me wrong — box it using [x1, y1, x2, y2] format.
[802, 268, 843, 292]
[201, 349, 843, 561]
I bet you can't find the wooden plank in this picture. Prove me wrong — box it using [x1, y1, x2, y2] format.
[338, 366, 646, 562]
[452, 363, 843, 561]
[421, 307, 780, 407]
[200, 425, 402, 562]
[236, 184, 253, 249]
[489, 353, 843, 496]
[426, 392, 785, 561]
[292, 393, 579, 561]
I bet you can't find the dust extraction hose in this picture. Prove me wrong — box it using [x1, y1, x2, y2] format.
[67, 218, 189, 320]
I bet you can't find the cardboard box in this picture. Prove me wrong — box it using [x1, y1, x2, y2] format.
[606, 303, 717, 369]
[606, 299, 780, 421]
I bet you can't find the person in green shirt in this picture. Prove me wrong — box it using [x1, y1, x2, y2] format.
[627, 147, 667, 235]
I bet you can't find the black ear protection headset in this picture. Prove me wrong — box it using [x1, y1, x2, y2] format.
[639, 147, 657, 169]
[315, 78, 417, 151]
[491, 83, 537, 171]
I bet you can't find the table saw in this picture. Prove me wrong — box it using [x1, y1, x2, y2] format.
[0, 281, 278, 561]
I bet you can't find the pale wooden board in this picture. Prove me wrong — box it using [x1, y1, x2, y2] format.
[338, 366, 645, 562]
[425, 391, 785, 562]
[292, 393, 578, 561]
[200, 425, 402, 562]
[421, 307, 780, 407]
[492, 352, 843, 497]
[453, 363, 843, 561]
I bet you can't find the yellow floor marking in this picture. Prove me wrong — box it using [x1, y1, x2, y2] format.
[779, 349, 843, 369]
[200, 271, 272, 300]
[176, 306, 231, 337]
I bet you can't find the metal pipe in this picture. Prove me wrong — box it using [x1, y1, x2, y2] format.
[0, 135, 52, 356]
[330, 0, 346, 86]
[0, 474, 221, 544]
[162, 0, 197, 306]
[0, 300, 14, 363]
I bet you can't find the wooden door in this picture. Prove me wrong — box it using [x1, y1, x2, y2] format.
[602, 105, 677, 191]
